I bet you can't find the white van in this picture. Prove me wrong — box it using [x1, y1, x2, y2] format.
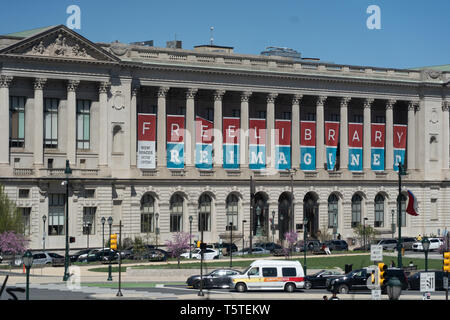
[229, 259, 305, 292]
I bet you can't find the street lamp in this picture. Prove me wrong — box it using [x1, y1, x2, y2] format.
[155, 212, 159, 249]
[422, 237, 431, 272]
[386, 277, 403, 300]
[107, 216, 113, 281]
[242, 220, 247, 254]
[397, 163, 407, 268]
[189, 215, 193, 259]
[198, 210, 205, 297]
[101, 217, 106, 260]
[271, 210, 275, 244]
[391, 209, 395, 239]
[42, 215, 47, 251]
[23, 250, 33, 300]
[303, 216, 308, 275]
[363, 217, 368, 251]
[84, 220, 91, 253]
[229, 222, 233, 268]
[63, 160, 72, 281]
[255, 206, 262, 238]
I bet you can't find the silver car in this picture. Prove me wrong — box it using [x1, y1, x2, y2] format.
[233, 247, 271, 256]
[377, 239, 398, 250]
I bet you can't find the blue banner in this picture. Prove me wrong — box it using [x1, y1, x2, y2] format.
[195, 144, 213, 170]
[275, 146, 291, 170]
[223, 144, 239, 169]
[249, 145, 266, 170]
[348, 148, 363, 172]
[326, 147, 337, 171]
[371, 148, 385, 171]
[393, 149, 406, 172]
[300, 147, 316, 171]
[167, 142, 184, 169]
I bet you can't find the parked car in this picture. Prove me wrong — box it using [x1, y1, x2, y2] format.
[295, 240, 321, 252]
[377, 239, 398, 250]
[326, 267, 408, 294]
[213, 243, 238, 255]
[412, 238, 443, 252]
[70, 249, 92, 262]
[233, 247, 270, 256]
[401, 237, 417, 251]
[47, 252, 65, 266]
[180, 248, 219, 260]
[186, 268, 242, 289]
[324, 240, 348, 251]
[254, 242, 283, 253]
[304, 269, 343, 289]
[77, 249, 99, 262]
[30, 252, 53, 265]
[408, 271, 446, 291]
[148, 249, 168, 261]
[79, 248, 118, 263]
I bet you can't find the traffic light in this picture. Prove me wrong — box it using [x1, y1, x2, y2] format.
[200, 242, 207, 252]
[378, 262, 387, 285]
[110, 233, 118, 250]
[69, 236, 76, 243]
[443, 252, 450, 272]
[196, 241, 201, 248]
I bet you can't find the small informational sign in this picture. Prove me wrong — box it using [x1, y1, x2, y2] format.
[371, 289, 381, 300]
[420, 272, 435, 292]
[443, 276, 448, 290]
[370, 245, 383, 261]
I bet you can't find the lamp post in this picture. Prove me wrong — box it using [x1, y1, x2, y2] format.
[23, 250, 33, 300]
[397, 163, 407, 268]
[229, 222, 233, 268]
[303, 217, 308, 275]
[198, 210, 204, 297]
[363, 217, 368, 251]
[272, 210, 275, 244]
[391, 209, 395, 239]
[84, 221, 91, 253]
[422, 237, 431, 272]
[107, 216, 113, 281]
[242, 220, 246, 253]
[255, 206, 261, 239]
[63, 160, 72, 282]
[155, 212, 159, 249]
[101, 217, 106, 260]
[189, 215, 193, 259]
[42, 215, 47, 251]
[386, 277, 403, 300]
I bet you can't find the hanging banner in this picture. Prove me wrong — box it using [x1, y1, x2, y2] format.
[223, 117, 240, 169]
[325, 121, 339, 171]
[166, 115, 185, 169]
[393, 124, 407, 171]
[137, 113, 156, 169]
[300, 120, 316, 171]
[348, 123, 363, 172]
[371, 123, 385, 171]
[249, 119, 266, 170]
[195, 116, 214, 170]
[275, 119, 291, 170]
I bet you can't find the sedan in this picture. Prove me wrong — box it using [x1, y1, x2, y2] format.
[233, 247, 270, 256]
[186, 269, 242, 289]
[412, 238, 443, 252]
[180, 248, 219, 260]
[47, 252, 65, 267]
[304, 269, 343, 289]
[408, 271, 446, 291]
[70, 249, 91, 262]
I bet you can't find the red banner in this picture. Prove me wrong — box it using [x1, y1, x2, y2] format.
[195, 116, 214, 144]
[325, 121, 339, 147]
[348, 123, 363, 148]
[393, 125, 407, 149]
[223, 117, 240, 145]
[275, 120, 291, 146]
[167, 115, 185, 143]
[371, 123, 385, 148]
[300, 121, 316, 146]
[138, 114, 156, 141]
[249, 119, 266, 145]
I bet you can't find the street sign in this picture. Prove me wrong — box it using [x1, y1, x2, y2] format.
[370, 245, 383, 261]
[420, 272, 435, 292]
[371, 289, 381, 300]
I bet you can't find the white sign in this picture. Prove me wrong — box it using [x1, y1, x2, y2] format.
[370, 245, 383, 261]
[138, 141, 156, 169]
[420, 272, 435, 292]
[444, 276, 448, 290]
[371, 289, 381, 300]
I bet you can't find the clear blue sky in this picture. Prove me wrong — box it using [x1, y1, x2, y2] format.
[1, 0, 449, 69]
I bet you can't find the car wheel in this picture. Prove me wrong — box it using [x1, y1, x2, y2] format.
[338, 284, 349, 294]
[235, 282, 247, 293]
[304, 281, 312, 290]
[285, 283, 296, 293]
[193, 281, 203, 289]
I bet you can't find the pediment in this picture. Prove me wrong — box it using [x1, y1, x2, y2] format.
[0, 25, 119, 63]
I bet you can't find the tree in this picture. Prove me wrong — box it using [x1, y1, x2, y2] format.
[0, 231, 28, 255]
[317, 223, 333, 243]
[165, 232, 192, 268]
[0, 184, 23, 234]
[284, 231, 298, 259]
[353, 224, 379, 249]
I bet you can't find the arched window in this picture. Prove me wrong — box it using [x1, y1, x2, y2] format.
[226, 194, 239, 230]
[170, 194, 184, 232]
[351, 194, 362, 228]
[198, 194, 211, 232]
[374, 194, 384, 227]
[141, 194, 155, 233]
[328, 194, 339, 229]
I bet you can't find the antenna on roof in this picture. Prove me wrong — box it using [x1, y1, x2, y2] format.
[210, 26, 214, 46]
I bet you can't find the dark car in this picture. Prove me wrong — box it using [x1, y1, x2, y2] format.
[254, 242, 283, 253]
[213, 243, 238, 255]
[327, 268, 408, 294]
[70, 249, 91, 262]
[47, 252, 65, 267]
[80, 249, 118, 263]
[295, 240, 322, 252]
[148, 249, 168, 261]
[408, 271, 446, 291]
[324, 240, 349, 251]
[401, 237, 416, 251]
[186, 269, 242, 289]
[304, 269, 343, 289]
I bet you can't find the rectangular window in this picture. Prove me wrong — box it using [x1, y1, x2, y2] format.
[282, 112, 291, 120]
[328, 204, 338, 229]
[374, 203, 384, 228]
[20, 207, 31, 236]
[353, 114, 363, 123]
[226, 202, 238, 230]
[77, 100, 91, 150]
[84, 189, 95, 198]
[282, 267, 297, 277]
[205, 108, 214, 122]
[10, 96, 26, 148]
[19, 189, 30, 198]
[198, 212, 210, 232]
[306, 113, 316, 121]
[44, 98, 59, 148]
[232, 109, 240, 117]
[170, 214, 182, 232]
[83, 207, 96, 235]
[351, 204, 361, 228]
[258, 111, 266, 119]
[48, 194, 65, 235]
[262, 267, 278, 277]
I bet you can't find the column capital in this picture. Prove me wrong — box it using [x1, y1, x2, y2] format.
[364, 98, 375, 109]
[34, 78, 47, 90]
[443, 100, 449, 112]
[316, 95, 327, 106]
[267, 92, 278, 103]
[98, 81, 111, 94]
[157, 86, 169, 98]
[240, 91, 252, 102]
[132, 85, 141, 97]
[186, 88, 198, 99]
[67, 80, 80, 92]
[0, 75, 13, 88]
[385, 99, 396, 110]
[340, 96, 351, 108]
[292, 93, 303, 105]
[213, 89, 226, 101]
[408, 100, 420, 111]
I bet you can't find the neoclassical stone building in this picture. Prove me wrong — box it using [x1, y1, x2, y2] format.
[0, 25, 449, 250]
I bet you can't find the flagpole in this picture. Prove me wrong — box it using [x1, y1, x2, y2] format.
[397, 163, 406, 269]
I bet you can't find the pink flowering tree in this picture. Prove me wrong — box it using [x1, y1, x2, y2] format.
[165, 232, 192, 268]
[0, 231, 28, 256]
[284, 231, 298, 259]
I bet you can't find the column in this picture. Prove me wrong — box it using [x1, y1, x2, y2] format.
[240, 91, 251, 168]
[385, 99, 396, 170]
[442, 100, 449, 169]
[66, 80, 80, 165]
[34, 78, 47, 166]
[185, 88, 197, 167]
[213, 89, 225, 168]
[98, 81, 110, 167]
[156, 86, 169, 168]
[363, 98, 374, 170]
[291, 94, 302, 169]
[266, 93, 277, 169]
[339, 97, 351, 170]
[407, 101, 418, 170]
[316, 95, 327, 170]
[130, 85, 140, 167]
[0, 76, 13, 165]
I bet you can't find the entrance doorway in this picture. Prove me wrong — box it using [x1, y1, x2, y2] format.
[278, 192, 293, 241]
[303, 192, 319, 239]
